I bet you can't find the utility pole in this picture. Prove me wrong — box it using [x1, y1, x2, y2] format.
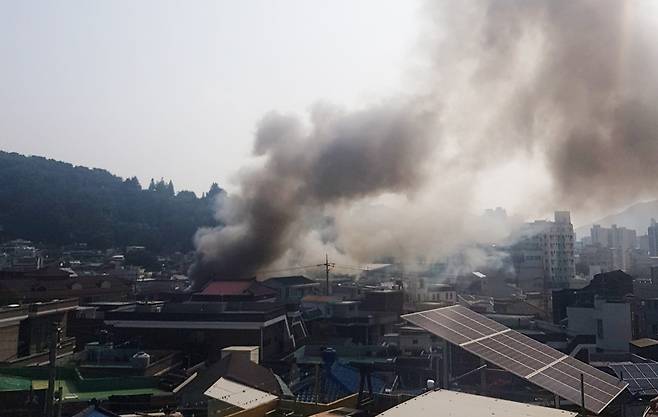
[580, 373, 586, 415]
[56, 386, 63, 417]
[318, 254, 335, 296]
[44, 321, 61, 417]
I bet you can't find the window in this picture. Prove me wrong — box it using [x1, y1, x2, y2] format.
[597, 319, 604, 339]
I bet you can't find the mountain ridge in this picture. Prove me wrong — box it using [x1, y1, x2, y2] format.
[574, 200, 658, 238]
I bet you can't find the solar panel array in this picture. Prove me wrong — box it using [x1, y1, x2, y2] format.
[402, 305, 628, 415]
[609, 363, 658, 396]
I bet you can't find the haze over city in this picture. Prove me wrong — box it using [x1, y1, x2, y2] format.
[3, 2, 658, 416]
[5, 0, 658, 227]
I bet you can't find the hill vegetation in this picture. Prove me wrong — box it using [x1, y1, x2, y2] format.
[0, 151, 223, 252]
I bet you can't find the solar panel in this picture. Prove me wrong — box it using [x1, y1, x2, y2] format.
[402, 305, 628, 414]
[609, 363, 658, 396]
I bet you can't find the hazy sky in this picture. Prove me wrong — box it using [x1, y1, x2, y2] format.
[0, 0, 422, 195]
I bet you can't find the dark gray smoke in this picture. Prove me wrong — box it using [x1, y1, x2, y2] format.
[192, 101, 439, 286]
[192, 0, 658, 287]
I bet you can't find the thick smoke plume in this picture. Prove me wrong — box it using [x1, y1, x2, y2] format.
[192, 102, 440, 284]
[193, 0, 658, 286]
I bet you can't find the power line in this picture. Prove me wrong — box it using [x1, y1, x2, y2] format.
[317, 254, 335, 296]
[255, 264, 323, 275]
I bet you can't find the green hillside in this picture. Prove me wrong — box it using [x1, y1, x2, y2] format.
[0, 151, 223, 252]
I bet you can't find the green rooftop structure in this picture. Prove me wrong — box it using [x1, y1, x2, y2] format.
[0, 366, 171, 405]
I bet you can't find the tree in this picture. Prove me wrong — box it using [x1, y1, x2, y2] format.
[154, 178, 169, 194]
[124, 176, 141, 189]
[206, 183, 225, 200]
[0, 151, 222, 252]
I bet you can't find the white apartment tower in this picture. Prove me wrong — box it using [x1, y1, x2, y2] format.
[590, 224, 637, 271]
[515, 211, 576, 290]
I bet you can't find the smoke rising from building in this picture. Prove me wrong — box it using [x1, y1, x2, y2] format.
[192, 0, 658, 286]
[191, 101, 440, 285]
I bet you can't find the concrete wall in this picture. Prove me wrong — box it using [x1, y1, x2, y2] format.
[567, 306, 595, 335]
[595, 300, 632, 352]
[399, 332, 433, 354]
[567, 301, 632, 352]
[0, 323, 20, 361]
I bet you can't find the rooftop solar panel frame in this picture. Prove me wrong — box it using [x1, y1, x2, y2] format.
[609, 363, 658, 396]
[402, 305, 628, 414]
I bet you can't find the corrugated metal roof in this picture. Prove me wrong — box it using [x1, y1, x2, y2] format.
[376, 390, 577, 417]
[204, 377, 278, 409]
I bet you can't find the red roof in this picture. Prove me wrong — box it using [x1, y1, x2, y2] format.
[200, 280, 276, 298]
[201, 280, 254, 295]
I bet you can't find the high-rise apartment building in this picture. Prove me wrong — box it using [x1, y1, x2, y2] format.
[648, 219, 658, 257]
[590, 224, 637, 270]
[512, 211, 575, 291]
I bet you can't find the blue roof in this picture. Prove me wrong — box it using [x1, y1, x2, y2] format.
[293, 363, 385, 403]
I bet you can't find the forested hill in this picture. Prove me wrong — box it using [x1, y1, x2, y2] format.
[0, 151, 223, 252]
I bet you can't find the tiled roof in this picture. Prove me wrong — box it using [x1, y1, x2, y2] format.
[200, 280, 276, 297]
[201, 281, 254, 295]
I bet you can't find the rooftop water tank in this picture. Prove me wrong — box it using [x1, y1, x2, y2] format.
[131, 351, 151, 369]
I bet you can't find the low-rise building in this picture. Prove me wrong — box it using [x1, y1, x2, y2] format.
[262, 276, 320, 303]
[0, 266, 132, 305]
[552, 269, 634, 324]
[0, 298, 78, 365]
[406, 278, 456, 306]
[192, 279, 278, 302]
[104, 301, 294, 361]
[567, 298, 633, 352]
[301, 296, 398, 345]
[0, 239, 43, 271]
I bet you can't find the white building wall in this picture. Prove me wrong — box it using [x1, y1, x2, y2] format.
[567, 300, 632, 352]
[519, 211, 575, 289]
